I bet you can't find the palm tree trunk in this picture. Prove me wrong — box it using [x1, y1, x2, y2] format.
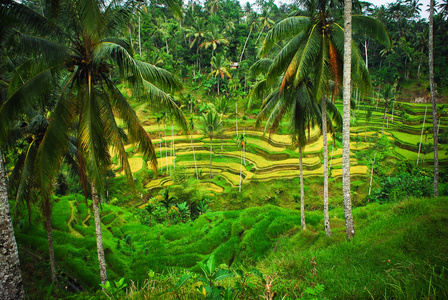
[368, 152, 377, 195]
[429, 0, 439, 196]
[209, 136, 213, 178]
[191, 135, 198, 179]
[165, 129, 168, 174]
[239, 26, 253, 63]
[44, 199, 57, 285]
[299, 147, 305, 230]
[217, 78, 220, 96]
[235, 100, 239, 141]
[0, 151, 25, 300]
[255, 28, 263, 45]
[171, 122, 175, 170]
[138, 15, 142, 57]
[92, 185, 107, 286]
[417, 105, 428, 165]
[343, 0, 355, 240]
[381, 106, 387, 134]
[239, 146, 243, 193]
[159, 134, 163, 173]
[322, 98, 331, 237]
[364, 120, 368, 142]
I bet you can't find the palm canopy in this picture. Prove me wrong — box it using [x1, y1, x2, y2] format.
[0, 0, 188, 198]
[261, 0, 391, 100]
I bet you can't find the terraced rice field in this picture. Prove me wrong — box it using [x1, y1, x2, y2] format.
[113, 103, 447, 195]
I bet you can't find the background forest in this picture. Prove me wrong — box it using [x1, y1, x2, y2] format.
[1, 0, 448, 299]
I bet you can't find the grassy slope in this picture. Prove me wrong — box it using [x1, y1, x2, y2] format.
[16, 195, 448, 299]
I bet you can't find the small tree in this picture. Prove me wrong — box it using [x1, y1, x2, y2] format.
[159, 188, 177, 226]
[201, 111, 223, 178]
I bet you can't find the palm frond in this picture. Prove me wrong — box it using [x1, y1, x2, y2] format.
[262, 16, 311, 56]
[135, 60, 183, 93]
[97, 88, 134, 188]
[249, 58, 273, 78]
[267, 32, 307, 86]
[104, 78, 158, 171]
[13, 141, 38, 215]
[312, 35, 330, 101]
[0, 67, 53, 145]
[293, 23, 321, 84]
[35, 85, 75, 201]
[76, 0, 106, 38]
[141, 79, 188, 134]
[352, 15, 391, 49]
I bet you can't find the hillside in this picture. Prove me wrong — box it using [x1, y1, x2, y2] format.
[17, 195, 448, 299]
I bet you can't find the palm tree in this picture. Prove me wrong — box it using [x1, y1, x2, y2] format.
[189, 117, 199, 179]
[252, 58, 322, 230]
[208, 53, 232, 95]
[430, 0, 439, 196]
[215, 97, 230, 150]
[239, 13, 259, 64]
[0, 0, 187, 286]
[260, 0, 390, 237]
[5, 114, 68, 284]
[160, 188, 177, 226]
[199, 24, 229, 57]
[380, 84, 395, 134]
[187, 18, 207, 73]
[255, 9, 275, 45]
[201, 111, 223, 178]
[258, 81, 323, 230]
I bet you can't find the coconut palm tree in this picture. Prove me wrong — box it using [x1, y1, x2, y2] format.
[380, 84, 395, 135]
[255, 8, 275, 45]
[260, 0, 390, 237]
[0, 0, 187, 286]
[199, 24, 229, 57]
[201, 111, 223, 178]
[252, 58, 326, 230]
[215, 97, 230, 150]
[240, 13, 259, 64]
[208, 53, 232, 95]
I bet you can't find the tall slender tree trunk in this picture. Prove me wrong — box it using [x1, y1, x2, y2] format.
[368, 152, 377, 195]
[235, 100, 239, 141]
[322, 98, 331, 237]
[191, 136, 198, 179]
[417, 105, 428, 165]
[92, 185, 107, 286]
[255, 28, 263, 45]
[364, 120, 368, 141]
[429, 0, 439, 196]
[299, 147, 305, 230]
[138, 15, 142, 57]
[44, 199, 57, 285]
[381, 106, 387, 134]
[171, 122, 175, 170]
[343, 0, 355, 240]
[159, 133, 163, 173]
[0, 151, 25, 300]
[209, 137, 213, 178]
[239, 26, 253, 63]
[239, 145, 243, 193]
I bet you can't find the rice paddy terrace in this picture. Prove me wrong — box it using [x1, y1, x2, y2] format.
[119, 100, 448, 199]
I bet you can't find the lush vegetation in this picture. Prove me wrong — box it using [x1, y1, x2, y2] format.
[1, 0, 448, 299]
